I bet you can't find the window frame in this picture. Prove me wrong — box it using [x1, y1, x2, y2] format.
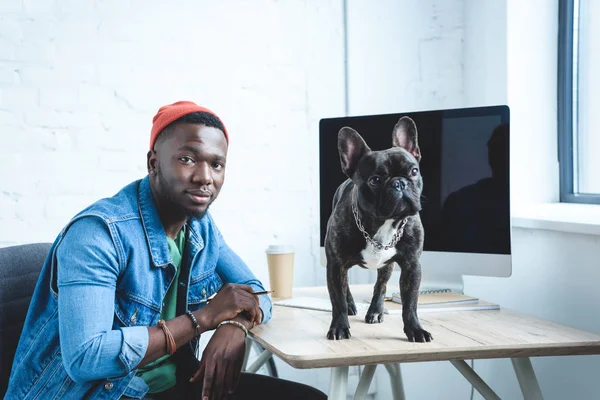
[558, 0, 600, 204]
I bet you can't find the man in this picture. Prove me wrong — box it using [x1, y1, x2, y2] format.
[6, 101, 327, 400]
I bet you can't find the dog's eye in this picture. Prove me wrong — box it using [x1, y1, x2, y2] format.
[410, 168, 419, 177]
[368, 176, 381, 186]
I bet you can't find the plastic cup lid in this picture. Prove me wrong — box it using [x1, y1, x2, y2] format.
[265, 244, 294, 254]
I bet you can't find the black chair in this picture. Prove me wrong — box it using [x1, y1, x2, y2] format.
[0, 242, 52, 397]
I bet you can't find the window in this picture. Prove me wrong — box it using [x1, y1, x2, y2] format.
[558, 0, 600, 204]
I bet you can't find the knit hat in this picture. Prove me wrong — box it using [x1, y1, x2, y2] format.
[149, 101, 228, 149]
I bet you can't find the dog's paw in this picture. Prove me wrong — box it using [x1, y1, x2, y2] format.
[365, 311, 384, 324]
[365, 303, 385, 324]
[404, 326, 433, 343]
[327, 324, 351, 340]
[347, 300, 357, 316]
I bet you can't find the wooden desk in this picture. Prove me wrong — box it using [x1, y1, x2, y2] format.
[246, 285, 600, 400]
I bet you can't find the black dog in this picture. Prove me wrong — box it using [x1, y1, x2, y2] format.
[325, 116, 432, 342]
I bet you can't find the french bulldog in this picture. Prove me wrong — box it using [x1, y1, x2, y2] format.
[325, 116, 433, 343]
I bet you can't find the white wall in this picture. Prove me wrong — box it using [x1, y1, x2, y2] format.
[0, 0, 346, 294]
[346, 0, 464, 115]
[505, 0, 559, 208]
[463, 0, 507, 107]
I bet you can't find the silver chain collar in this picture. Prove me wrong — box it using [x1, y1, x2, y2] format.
[351, 191, 408, 253]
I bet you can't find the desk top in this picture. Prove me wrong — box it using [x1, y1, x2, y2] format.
[250, 285, 600, 369]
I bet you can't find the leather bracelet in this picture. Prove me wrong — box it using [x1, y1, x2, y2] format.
[216, 320, 249, 337]
[185, 311, 201, 337]
[157, 320, 177, 355]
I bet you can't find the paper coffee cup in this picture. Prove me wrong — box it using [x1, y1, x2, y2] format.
[266, 244, 294, 300]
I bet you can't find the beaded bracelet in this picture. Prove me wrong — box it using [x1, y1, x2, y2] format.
[216, 320, 249, 337]
[185, 311, 202, 337]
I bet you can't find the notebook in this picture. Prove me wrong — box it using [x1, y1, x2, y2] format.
[390, 289, 480, 307]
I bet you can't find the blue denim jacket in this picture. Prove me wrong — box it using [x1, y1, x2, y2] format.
[6, 177, 272, 400]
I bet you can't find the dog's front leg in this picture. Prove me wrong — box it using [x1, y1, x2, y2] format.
[399, 262, 433, 342]
[346, 287, 357, 316]
[326, 262, 352, 340]
[366, 264, 393, 323]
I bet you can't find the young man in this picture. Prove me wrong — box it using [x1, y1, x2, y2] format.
[6, 101, 326, 400]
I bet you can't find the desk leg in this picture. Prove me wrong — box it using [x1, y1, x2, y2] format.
[384, 363, 405, 400]
[328, 366, 349, 400]
[352, 365, 377, 400]
[245, 349, 273, 374]
[450, 360, 501, 400]
[511, 358, 544, 400]
[242, 337, 253, 371]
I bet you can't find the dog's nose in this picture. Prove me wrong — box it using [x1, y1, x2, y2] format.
[391, 179, 407, 191]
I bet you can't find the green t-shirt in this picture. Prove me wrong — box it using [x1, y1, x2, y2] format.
[136, 228, 185, 393]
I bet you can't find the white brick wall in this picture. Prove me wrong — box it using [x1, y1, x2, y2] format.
[0, 0, 346, 260]
[347, 0, 465, 115]
[1, 0, 467, 397]
[0, 0, 465, 271]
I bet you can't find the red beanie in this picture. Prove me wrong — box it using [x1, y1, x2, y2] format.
[149, 101, 229, 149]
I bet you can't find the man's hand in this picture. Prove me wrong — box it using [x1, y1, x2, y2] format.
[190, 316, 251, 400]
[195, 284, 262, 331]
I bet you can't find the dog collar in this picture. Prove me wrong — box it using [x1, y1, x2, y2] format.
[351, 189, 408, 252]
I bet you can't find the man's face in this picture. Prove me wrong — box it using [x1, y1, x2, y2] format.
[149, 123, 227, 219]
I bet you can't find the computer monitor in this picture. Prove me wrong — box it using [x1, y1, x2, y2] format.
[318, 105, 511, 289]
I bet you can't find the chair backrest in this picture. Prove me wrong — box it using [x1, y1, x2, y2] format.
[0, 242, 52, 396]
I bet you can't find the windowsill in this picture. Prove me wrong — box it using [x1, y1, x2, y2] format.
[512, 202, 600, 236]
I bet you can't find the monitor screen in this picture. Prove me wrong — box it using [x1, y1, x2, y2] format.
[319, 105, 510, 258]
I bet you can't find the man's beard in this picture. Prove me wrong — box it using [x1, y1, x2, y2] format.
[157, 169, 209, 220]
[181, 204, 208, 220]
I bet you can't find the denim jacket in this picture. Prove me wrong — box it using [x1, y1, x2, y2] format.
[6, 177, 272, 400]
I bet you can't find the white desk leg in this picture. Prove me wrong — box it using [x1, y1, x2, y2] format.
[329, 366, 349, 400]
[511, 358, 544, 400]
[352, 365, 377, 400]
[384, 363, 406, 400]
[242, 336, 252, 371]
[450, 360, 501, 400]
[245, 348, 273, 374]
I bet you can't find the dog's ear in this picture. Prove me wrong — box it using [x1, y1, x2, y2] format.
[338, 127, 371, 178]
[392, 116, 421, 162]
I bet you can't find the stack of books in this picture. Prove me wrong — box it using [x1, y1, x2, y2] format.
[383, 288, 499, 314]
